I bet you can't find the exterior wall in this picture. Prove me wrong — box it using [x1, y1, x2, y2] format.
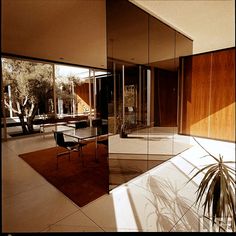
[179, 47, 235, 142]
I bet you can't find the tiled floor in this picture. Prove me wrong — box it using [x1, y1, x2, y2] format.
[2, 132, 235, 232]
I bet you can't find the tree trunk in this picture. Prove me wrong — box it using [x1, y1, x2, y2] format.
[18, 114, 28, 134]
[26, 117, 34, 133]
[26, 104, 38, 133]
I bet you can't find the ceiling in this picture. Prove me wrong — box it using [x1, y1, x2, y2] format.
[130, 0, 235, 54]
[1, 0, 107, 69]
[2, 0, 234, 70]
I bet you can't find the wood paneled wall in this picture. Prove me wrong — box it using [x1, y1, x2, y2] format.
[209, 49, 235, 140]
[179, 47, 235, 142]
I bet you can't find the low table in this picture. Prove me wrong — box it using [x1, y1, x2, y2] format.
[63, 127, 108, 161]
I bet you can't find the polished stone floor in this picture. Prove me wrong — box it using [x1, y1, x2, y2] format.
[2, 129, 235, 232]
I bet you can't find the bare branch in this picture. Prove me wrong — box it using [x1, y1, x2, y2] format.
[23, 95, 28, 106]
[4, 99, 20, 114]
[16, 102, 22, 114]
[29, 103, 35, 117]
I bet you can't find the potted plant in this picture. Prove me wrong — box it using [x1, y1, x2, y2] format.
[188, 137, 235, 232]
[120, 122, 128, 138]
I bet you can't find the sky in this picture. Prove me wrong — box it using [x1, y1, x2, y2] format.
[55, 65, 89, 79]
[55, 65, 108, 81]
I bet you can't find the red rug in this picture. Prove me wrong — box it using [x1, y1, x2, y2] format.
[19, 142, 109, 207]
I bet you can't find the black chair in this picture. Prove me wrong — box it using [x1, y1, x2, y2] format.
[92, 118, 102, 127]
[93, 121, 108, 147]
[75, 120, 88, 129]
[53, 131, 83, 168]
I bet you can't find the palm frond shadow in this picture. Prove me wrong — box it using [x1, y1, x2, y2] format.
[142, 175, 200, 231]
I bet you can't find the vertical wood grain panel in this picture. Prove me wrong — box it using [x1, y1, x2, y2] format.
[181, 53, 211, 137]
[209, 48, 235, 141]
[180, 48, 235, 142]
[75, 83, 94, 108]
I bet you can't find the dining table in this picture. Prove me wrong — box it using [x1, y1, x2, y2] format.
[63, 126, 108, 162]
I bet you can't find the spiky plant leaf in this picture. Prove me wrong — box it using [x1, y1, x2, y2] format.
[212, 174, 221, 225]
[195, 165, 219, 208]
[203, 171, 220, 220]
[186, 137, 236, 231]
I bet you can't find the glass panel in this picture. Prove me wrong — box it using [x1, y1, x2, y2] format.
[55, 65, 91, 118]
[1, 57, 53, 138]
[107, 61, 150, 190]
[107, 0, 149, 64]
[175, 31, 193, 152]
[147, 16, 176, 169]
[106, 0, 194, 191]
[107, 0, 149, 190]
[148, 16, 193, 169]
[175, 31, 193, 58]
[149, 16, 176, 70]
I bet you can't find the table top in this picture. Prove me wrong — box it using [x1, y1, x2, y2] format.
[63, 126, 107, 140]
[67, 120, 88, 124]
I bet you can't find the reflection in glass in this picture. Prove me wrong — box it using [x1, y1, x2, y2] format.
[107, 61, 150, 190]
[107, 0, 150, 190]
[107, 0, 149, 64]
[107, 0, 193, 191]
[54, 65, 109, 120]
[55, 65, 91, 117]
[149, 15, 176, 69]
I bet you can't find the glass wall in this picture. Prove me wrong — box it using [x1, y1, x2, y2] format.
[107, 0, 150, 190]
[107, 0, 193, 190]
[1, 58, 54, 137]
[1, 58, 108, 139]
[55, 65, 91, 117]
[1, 0, 193, 192]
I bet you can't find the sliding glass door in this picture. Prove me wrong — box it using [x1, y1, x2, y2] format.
[1, 58, 108, 139]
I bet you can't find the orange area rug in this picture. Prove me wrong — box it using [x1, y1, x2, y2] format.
[19, 142, 109, 207]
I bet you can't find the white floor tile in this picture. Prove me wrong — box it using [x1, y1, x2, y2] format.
[2, 129, 234, 233]
[2, 184, 79, 232]
[129, 161, 200, 209]
[42, 210, 104, 232]
[2, 158, 47, 198]
[81, 184, 189, 232]
[170, 207, 203, 232]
